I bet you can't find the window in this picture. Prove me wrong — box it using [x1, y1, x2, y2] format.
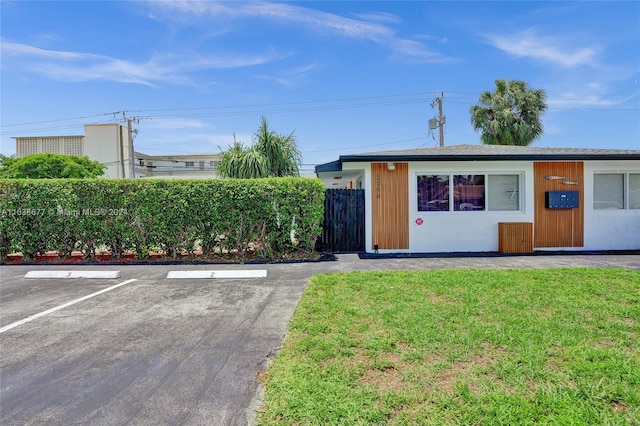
[418, 173, 520, 212]
[630, 174, 640, 209]
[454, 175, 485, 211]
[417, 175, 449, 211]
[594, 174, 624, 210]
[594, 173, 640, 210]
[488, 175, 520, 211]
[184, 161, 195, 167]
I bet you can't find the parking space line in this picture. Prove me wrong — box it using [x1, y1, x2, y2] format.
[25, 271, 121, 279]
[166, 270, 267, 279]
[0, 279, 137, 334]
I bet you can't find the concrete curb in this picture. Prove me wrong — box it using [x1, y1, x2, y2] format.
[166, 270, 267, 279]
[25, 271, 122, 279]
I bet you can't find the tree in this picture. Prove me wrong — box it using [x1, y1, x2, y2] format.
[470, 79, 547, 146]
[0, 153, 106, 178]
[217, 117, 302, 178]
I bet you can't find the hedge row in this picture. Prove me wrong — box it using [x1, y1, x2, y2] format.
[0, 178, 325, 262]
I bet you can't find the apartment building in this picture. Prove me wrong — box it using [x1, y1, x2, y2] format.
[13, 123, 220, 179]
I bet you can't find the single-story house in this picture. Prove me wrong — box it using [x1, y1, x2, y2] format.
[315, 144, 640, 254]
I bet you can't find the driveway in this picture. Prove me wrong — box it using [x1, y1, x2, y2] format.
[1, 253, 639, 425]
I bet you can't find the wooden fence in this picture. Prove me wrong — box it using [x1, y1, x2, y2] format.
[320, 189, 365, 253]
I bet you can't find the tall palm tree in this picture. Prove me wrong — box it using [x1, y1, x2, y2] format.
[216, 117, 302, 178]
[470, 79, 547, 146]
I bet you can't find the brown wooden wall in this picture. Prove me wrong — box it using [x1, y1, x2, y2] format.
[534, 162, 584, 248]
[371, 162, 409, 249]
[498, 222, 533, 253]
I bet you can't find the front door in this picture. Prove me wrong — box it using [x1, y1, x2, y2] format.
[534, 162, 584, 248]
[371, 162, 409, 250]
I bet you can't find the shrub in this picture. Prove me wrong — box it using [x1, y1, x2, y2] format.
[0, 178, 325, 262]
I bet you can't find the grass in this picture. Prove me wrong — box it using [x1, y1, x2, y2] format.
[256, 268, 640, 425]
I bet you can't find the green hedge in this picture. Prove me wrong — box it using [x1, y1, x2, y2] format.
[0, 178, 325, 262]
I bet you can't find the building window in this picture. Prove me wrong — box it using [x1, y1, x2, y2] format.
[138, 159, 145, 166]
[594, 173, 640, 210]
[487, 175, 520, 211]
[453, 175, 485, 211]
[630, 174, 640, 209]
[594, 174, 624, 210]
[418, 173, 521, 212]
[417, 175, 449, 211]
[185, 161, 195, 167]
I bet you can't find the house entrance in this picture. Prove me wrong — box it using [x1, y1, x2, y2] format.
[371, 162, 409, 250]
[533, 161, 584, 248]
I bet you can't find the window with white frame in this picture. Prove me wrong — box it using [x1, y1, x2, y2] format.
[454, 175, 485, 211]
[417, 173, 520, 212]
[630, 174, 640, 209]
[594, 173, 640, 210]
[487, 175, 520, 211]
[417, 175, 449, 211]
[184, 161, 195, 167]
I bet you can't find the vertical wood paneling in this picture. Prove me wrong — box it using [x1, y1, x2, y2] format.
[534, 162, 584, 248]
[371, 162, 409, 249]
[498, 222, 533, 253]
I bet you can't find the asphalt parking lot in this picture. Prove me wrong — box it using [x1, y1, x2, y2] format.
[1, 253, 639, 425]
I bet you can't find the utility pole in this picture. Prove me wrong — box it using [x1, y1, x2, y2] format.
[125, 114, 139, 178]
[429, 92, 446, 146]
[115, 112, 139, 178]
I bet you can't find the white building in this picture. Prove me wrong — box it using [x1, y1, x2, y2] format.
[13, 123, 220, 179]
[316, 144, 640, 254]
[135, 152, 219, 179]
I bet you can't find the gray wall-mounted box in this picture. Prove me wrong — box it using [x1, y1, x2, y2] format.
[545, 191, 579, 209]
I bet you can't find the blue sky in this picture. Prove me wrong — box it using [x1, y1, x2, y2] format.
[1, 1, 639, 173]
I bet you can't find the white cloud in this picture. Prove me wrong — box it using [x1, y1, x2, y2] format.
[485, 29, 600, 68]
[1, 40, 285, 85]
[147, 0, 454, 63]
[2, 41, 104, 60]
[257, 62, 320, 87]
[353, 11, 403, 25]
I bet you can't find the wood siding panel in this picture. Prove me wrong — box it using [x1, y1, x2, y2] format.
[371, 162, 409, 249]
[534, 162, 584, 247]
[499, 222, 533, 253]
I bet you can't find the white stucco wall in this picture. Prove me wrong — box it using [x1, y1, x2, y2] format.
[84, 124, 131, 178]
[354, 159, 639, 253]
[583, 160, 640, 250]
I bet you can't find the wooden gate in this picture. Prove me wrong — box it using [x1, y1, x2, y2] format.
[320, 189, 365, 253]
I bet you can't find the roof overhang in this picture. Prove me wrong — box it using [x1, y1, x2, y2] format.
[339, 153, 640, 162]
[316, 146, 640, 174]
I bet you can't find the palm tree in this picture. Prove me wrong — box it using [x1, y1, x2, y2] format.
[470, 79, 547, 146]
[217, 117, 302, 178]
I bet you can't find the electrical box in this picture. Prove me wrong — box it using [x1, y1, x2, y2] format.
[545, 191, 579, 209]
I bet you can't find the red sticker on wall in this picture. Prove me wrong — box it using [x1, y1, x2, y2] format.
[415, 218, 424, 225]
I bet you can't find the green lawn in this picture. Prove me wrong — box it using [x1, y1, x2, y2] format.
[256, 268, 640, 425]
